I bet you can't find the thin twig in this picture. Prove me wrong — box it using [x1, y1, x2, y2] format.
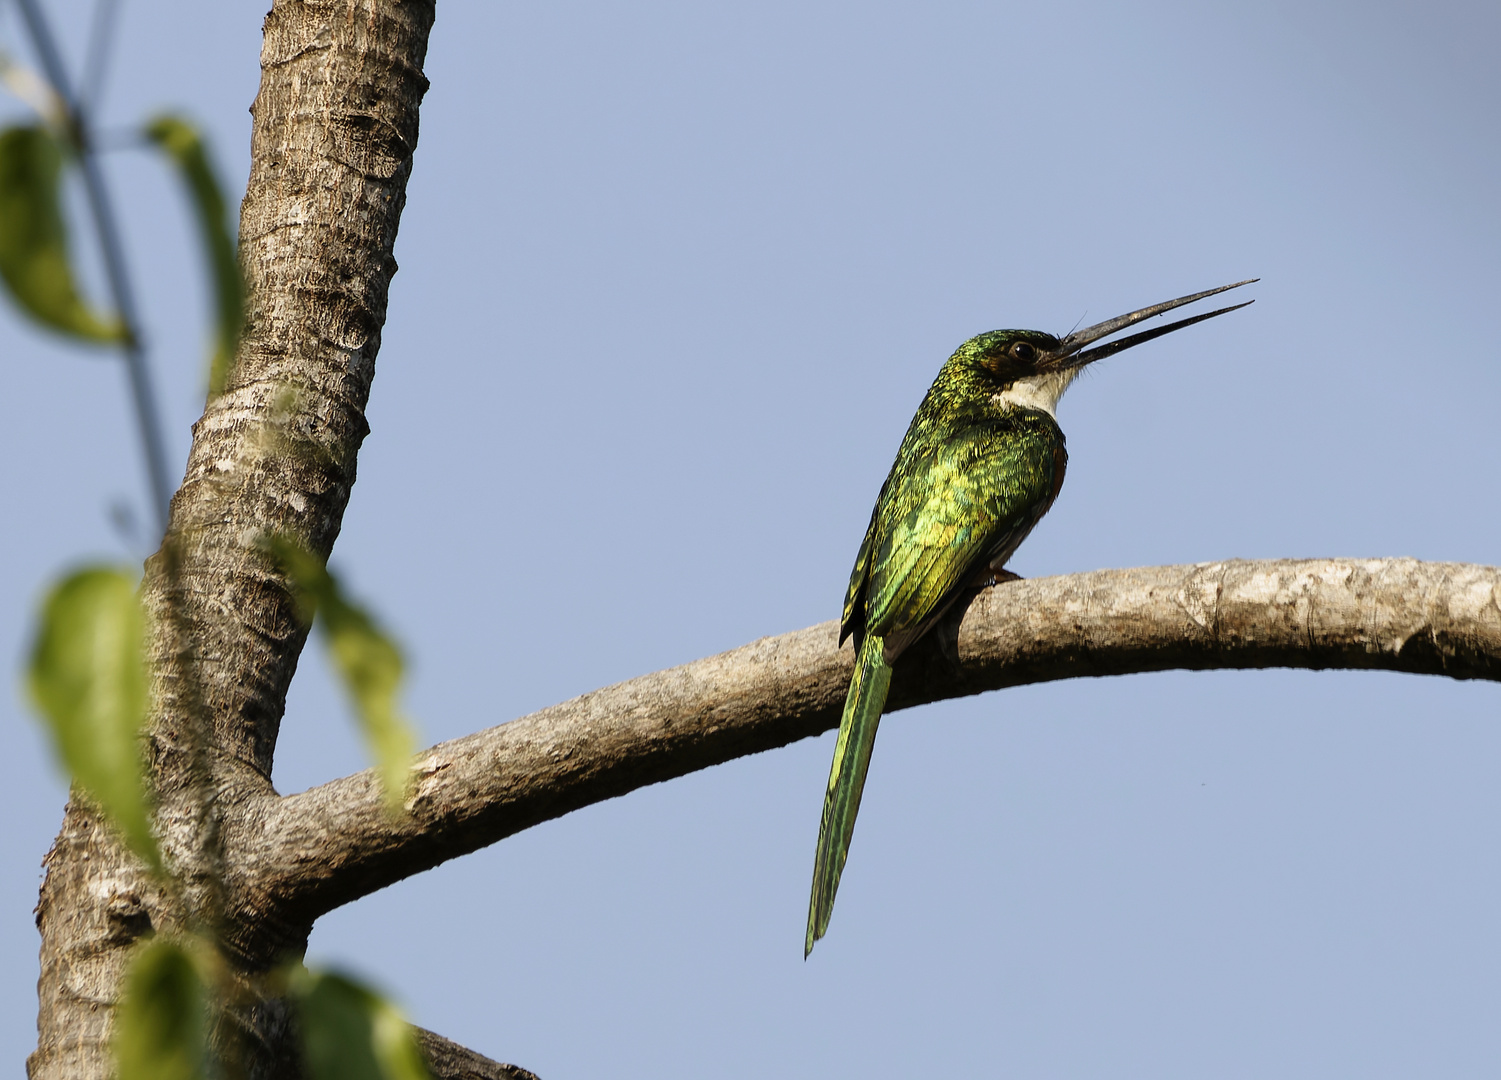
[79, 0, 118, 113]
[14, 0, 172, 538]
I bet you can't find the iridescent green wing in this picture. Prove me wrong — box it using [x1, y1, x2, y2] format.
[864, 413, 1063, 652]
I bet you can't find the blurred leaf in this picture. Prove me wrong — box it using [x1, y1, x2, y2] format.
[115, 937, 210, 1080]
[0, 51, 67, 127]
[0, 124, 123, 341]
[267, 538, 417, 811]
[143, 115, 243, 396]
[27, 566, 159, 868]
[292, 968, 431, 1080]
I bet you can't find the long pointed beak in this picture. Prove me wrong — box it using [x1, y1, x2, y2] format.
[1055, 278, 1257, 368]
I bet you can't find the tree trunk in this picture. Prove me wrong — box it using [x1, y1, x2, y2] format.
[30, 2, 435, 1077]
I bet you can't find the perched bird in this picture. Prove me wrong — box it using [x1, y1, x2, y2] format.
[806, 279, 1257, 957]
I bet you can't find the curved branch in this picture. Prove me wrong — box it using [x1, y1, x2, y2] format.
[240, 557, 1501, 926]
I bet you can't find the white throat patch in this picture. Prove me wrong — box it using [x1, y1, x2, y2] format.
[991, 368, 1080, 419]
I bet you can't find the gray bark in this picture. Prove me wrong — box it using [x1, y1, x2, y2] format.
[24, 2, 1501, 1080]
[414, 1030, 541, 1080]
[239, 557, 1501, 927]
[31, 1, 435, 1077]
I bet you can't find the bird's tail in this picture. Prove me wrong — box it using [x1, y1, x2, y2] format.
[806, 632, 892, 957]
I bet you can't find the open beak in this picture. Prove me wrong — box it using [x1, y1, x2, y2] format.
[1052, 279, 1257, 369]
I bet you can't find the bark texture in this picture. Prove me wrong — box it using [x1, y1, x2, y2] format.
[31, 2, 435, 1078]
[241, 557, 1501, 925]
[414, 1030, 542, 1080]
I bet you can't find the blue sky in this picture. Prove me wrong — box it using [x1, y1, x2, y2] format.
[2, 1, 1499, 1076]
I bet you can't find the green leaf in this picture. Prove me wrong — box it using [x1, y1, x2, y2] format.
[27, 566, 159, 868]
[0, 124, 123, 342]
[292, 968, 431, 1080]
[115, 938, 211, 1080]
[143, 115, 243, 396]
[268, 538, 417, 812]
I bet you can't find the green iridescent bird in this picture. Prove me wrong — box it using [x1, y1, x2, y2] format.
[806, 279, 1257, 957]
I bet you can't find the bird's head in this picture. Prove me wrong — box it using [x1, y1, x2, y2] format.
[965, 329, 1066, 382]
[950, 279, 1257, 418]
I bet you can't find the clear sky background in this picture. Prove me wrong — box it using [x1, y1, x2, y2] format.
[2, 1, 1500, 1076]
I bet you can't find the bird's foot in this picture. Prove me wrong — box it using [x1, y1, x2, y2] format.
[969, 566, 1023, 590]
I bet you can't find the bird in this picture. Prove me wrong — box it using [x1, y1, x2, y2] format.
[806, 279, 1257, 957]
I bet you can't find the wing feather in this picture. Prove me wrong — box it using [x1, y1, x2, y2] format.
[860, 411, 1064, 656]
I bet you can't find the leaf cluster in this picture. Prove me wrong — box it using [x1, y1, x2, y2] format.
[0, 112, 241, 391]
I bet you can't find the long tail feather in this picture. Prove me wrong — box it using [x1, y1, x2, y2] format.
[806, 633, 892, 957]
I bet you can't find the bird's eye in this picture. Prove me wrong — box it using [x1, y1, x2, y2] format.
[1010, 341, 1037, 361]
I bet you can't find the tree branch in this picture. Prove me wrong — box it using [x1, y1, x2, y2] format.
[240, 557, 1501, 927]
[414, 1029, 541, 1080]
